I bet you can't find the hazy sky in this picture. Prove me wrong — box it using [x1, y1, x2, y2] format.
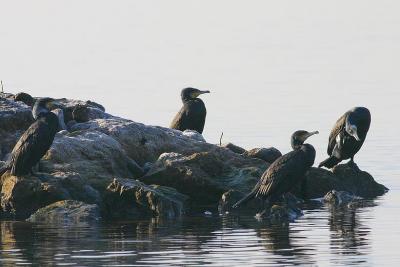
[1, 1, 399, 157]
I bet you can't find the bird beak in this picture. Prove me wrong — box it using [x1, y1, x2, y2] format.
[192, 90, 210, 98]
[302, 131, 319, 141]
[352, 130, 360, 141]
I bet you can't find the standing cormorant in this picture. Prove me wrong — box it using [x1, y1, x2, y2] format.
[170, 87, 210, 134]
[319, 107, 371, 170]
[0, 98, 59, 176]
[233, 130, 318, 209]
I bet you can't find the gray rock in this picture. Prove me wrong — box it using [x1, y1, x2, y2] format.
[244, 147, 282, 163]
[182, 129, 206, 142]
[0, 98, 34, 159]
[27, 200, 101, 223]
[221, 143, 246, 154]
[104, 178, 188, 219]
[40, 130, 144, 180]
[52, 108, 68, 131]
[142, 152, 266, 206]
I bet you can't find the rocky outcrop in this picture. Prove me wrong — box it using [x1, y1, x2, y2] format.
[27, 200, 101, 223]
[0, 93, 389, 222]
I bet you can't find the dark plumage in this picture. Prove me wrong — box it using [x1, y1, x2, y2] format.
[233, 130, 318, 208]
[170, 87, 210, 134]
[319, 107, 371, 169]
[0, 98, 59, 176]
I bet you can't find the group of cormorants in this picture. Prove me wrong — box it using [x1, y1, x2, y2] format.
[169, 88, 371, 209]
[1, 88, 371, 213]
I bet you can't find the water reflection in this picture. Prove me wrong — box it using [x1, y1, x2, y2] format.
[328, 204, 373, 266]
[0, 205, 379, 266]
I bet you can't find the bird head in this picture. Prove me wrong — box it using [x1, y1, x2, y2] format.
[32, 97, 61, 119]
[345, 115, 361, 141]
[181, 87, 210, 102]
[291, 130, 319, 150]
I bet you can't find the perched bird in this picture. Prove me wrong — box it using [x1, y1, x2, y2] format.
[233, 130, 318, 209]
[0, 98, 59, 176]
[170, 87, 210, 134]
[319, 107, 371, 170]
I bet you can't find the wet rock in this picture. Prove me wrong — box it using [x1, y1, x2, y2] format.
[0, 173, 65, 219]
[104, 178, 188, 219]
[182, 130, 206, 142]
[142, 152, 266, 207]
[221, 143, 246, 154]
[244, 147, 282, 163]
[324, 190, 363, 206]
[332, 163, 388, 198]
[296, 163, 388, 199]
[27, 200, 101, 223]
[14, 92, 34, 106]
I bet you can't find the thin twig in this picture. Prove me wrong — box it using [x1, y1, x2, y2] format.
[219, 132, 224, 146]
[0, 80, 3, 93]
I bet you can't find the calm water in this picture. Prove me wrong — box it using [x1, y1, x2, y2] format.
[1, 1, 400, 266]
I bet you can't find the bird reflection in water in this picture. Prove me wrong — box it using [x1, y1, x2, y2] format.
[328, 203, 374, 265]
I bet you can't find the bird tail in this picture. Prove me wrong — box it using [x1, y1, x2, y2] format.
[232, 191, 256, 209]
[318, 156, 341, 169]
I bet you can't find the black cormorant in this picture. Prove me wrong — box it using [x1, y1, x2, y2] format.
[0, 98, 59, 176]
[319, 107, 371, 170]
[233, 130, 318, 209]
[170, 87, 210, 134]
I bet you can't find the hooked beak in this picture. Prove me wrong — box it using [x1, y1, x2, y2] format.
[352, 130, 361, 141]
[302, 131, 319, 141]
[192, 90, 211, 98]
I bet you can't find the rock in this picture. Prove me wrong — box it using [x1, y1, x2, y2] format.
[0, 173, 65, 219]
[182, 130, 206, 142]
[324, 190, 363, 206]
[0, 98, 34, 159]
[71, 105, 111, 123]
[332, 164, 388, 198]
[14, 92, 34, 106]
[40, 130, 144, 180]
[296, 164, 388, 199]
[51, 108, 68, 131]
[221, 143, 246, 154]
[142, 152, 266, 206]
[72, 104, 90, 123]
[27, 200, 101, 223]
[244, 147, 282, 163]
[103, 178, 188, 219]
[68, 118, 266, 166]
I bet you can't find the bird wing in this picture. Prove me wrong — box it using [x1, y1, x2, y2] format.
[327, 113, 347, 156]
[256, 151, 303, 198]
[170, 106, 188, 130]
[170, 101, 206, 133]
[9, 120, 54, 174]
